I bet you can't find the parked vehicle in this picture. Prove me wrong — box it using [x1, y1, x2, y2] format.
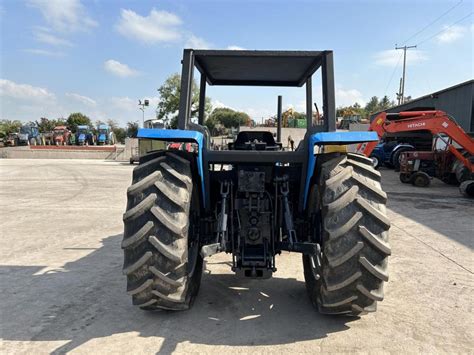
[97, 124, 115, 145]
[53, 126, 71, 146]
[76, 125, 95, 146]
[43, 132, 54, 145]
[399, 139, 474, 197]
[18, 124, 44, 146]
[121, 49, 390, 316]
[360, 110, 474, 197]
[5, 133, 19, 147]
[369, 141, 414, 169]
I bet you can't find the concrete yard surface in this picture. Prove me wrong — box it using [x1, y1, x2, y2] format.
[0, 159, 473, 354]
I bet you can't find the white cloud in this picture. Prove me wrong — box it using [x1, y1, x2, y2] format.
[28, 0, 97, 33]
[244, 107, 274, 120]
[116, 8, 182, 44]
[211, 99, 230, 109]
[0, 79, 56, 101]
[436, 24, 466, 43]
[374, 49, 428, 67]
[185, 35, 212, 49]
[109, 97, 137, 111]
[336, 87, 366, 107]
[24, 48, 65, 57]
[34, 29, 73, 47]
[104, 59, 140, 78]
[227, 45, 245, 50]
[65, 92, 96, 106]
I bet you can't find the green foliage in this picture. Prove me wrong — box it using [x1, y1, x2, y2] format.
[209, 107, 250, 128]
[67, 112, 92, 132]
[204, 116, 217, 133]
[169, 116, 178, 129]
[156, 73, 212, 125]
[127, 121, 139, 138]
[113, 127, 127, 143]
[378, 95, 393, 111]
[107, 119, 126, 143]
[337, 95, 396, 119]
[35, 117, 66, 133]
[106, 119, 118, 130]
[0, 119, 22, 138]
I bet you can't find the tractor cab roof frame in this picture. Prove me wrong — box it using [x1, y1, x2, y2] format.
[177, 49, 336, 133]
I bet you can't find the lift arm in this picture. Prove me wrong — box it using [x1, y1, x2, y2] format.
[358, 110, 474, 171]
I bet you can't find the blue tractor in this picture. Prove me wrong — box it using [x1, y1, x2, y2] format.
[121, 50, 391, 316]
[76, 125, 95, 146]
[97, 124, 115, 145]
[18, 124, 43, 146]
[370, 141, 415, 169]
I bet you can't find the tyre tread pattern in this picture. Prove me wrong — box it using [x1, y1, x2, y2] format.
[122, 152, 197, 310]
[304, 153, 391, 316]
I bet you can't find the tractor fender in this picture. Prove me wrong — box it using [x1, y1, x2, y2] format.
[390, 143, 414, 158]
[137, 128, 206, 207]
[303, 131, 378, 209]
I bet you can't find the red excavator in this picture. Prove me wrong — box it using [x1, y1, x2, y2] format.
[358, 110, 474, 197]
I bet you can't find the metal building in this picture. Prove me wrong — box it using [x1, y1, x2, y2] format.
[372, 79, 474, 133]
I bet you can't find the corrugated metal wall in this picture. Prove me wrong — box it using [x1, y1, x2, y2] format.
[372, 80, 474, 133]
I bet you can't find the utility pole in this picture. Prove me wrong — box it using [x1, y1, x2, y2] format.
[138, 99, 149, 128]
[395, 44, 416, 104]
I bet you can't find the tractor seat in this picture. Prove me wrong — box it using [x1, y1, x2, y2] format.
[229, 131, 281, 151]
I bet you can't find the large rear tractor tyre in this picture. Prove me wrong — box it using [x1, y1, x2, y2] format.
[122, 151, 203, 310]
[303, 153, 391, 316]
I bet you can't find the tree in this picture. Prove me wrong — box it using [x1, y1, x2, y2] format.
[209, 107, 250, 128]
[106, 119, 118, 131]
[127, 121, 139, 138]
[336, 103, 366, 119]
[379, 95, 394, 111]
[204, 116, 217, 133]
[36, 117, 66, 133]
[67, 112, 92, 132]
[0, 120, 22, 138]
[364, 96, 380, 115]
[106, 119, 126, 143]
[156, 73, 212, 126]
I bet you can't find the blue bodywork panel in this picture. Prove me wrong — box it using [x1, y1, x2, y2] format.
[98, 134, 106, 142]
[303, 131, 379, 208]
[137, 129, 206, 207]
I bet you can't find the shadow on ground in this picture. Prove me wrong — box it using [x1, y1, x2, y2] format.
[381, 169, 474, 250]
[0, 234, 355, 354]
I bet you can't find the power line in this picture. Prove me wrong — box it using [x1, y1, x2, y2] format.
[402, 0, 464, 45]
[417, 12, 473, 45]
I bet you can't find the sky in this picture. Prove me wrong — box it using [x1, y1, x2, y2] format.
[0, 0, 473, 126]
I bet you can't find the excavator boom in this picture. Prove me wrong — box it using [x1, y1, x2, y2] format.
[359, 110, 474, 172]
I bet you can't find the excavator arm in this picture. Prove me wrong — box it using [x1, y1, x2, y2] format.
[358, 110, 474, 172]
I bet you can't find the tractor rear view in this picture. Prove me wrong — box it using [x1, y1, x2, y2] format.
[122, 50, 391, 315]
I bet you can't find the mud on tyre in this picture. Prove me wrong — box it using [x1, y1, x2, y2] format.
[122, 151, 203, 310]
[304, 153, 391, 315]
